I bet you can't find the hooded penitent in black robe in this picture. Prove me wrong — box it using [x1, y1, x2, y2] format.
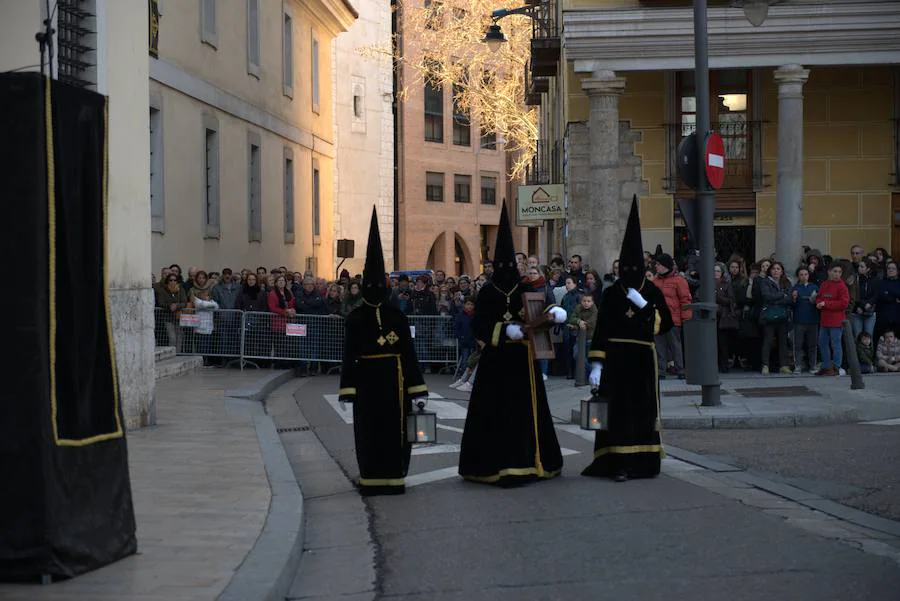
[339, 208, 428, 496]
[583, 195, 674, 480]
[459, 204, 563, 485]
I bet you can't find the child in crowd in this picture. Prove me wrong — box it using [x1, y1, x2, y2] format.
[856, 332, 875, 374]
[450, 298, 476, 388]
[876, 330, 900, 372]
[568, 293, 598, 380]
[816, 264, 850, 376]
[192, 287, 219, 366]
[791, 267, 819, 374]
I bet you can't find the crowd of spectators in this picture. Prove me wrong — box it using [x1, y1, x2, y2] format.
[151, 241, 900, 378]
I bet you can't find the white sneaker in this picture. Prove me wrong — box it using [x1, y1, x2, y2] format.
[542, 373, 548, 381]
[838, 368, 847, 376]
[457, 381, 473, 392]
[449, 378, 465, 389]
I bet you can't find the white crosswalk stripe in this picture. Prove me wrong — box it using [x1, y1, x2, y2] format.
[860, 418, 900, 426]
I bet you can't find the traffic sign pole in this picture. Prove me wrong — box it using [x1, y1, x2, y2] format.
[692, 0, 721, 407]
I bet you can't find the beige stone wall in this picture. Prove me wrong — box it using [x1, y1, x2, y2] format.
[333, 0, 395, 276]
[150, 0, 352, 277]
[565, 64, 897, 261]
[566, 67, 672, 256]
[0, 0, 42, 74]
[756, 65, 895, 259]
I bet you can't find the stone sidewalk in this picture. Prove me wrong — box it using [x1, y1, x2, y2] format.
[547, 371, 900, 428]
[0, 369, 289, 601]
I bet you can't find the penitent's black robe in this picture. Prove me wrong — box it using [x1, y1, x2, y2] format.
[339, 300, 428, 495]
[582, 280, 674, 479]
[459, 282, 563, 485]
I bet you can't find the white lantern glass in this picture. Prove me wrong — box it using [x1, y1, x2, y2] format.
[407, 409, 437, 444]
[580, 397, 608, 431]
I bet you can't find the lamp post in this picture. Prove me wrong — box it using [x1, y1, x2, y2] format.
[691, 0, 774, 407]
[691, 0, 721, 407]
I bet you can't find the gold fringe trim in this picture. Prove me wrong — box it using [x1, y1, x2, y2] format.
[462, 467, 561, 484]
[339, 387, 357, 396]
[359, 478, 405, 487]
[593, 444, 662, 458]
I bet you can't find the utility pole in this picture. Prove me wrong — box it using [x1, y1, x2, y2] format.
[693, 0, 721, 406]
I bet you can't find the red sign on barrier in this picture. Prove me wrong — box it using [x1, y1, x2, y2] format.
[178, 314, 200, 328]
[286, 323, 307, 337]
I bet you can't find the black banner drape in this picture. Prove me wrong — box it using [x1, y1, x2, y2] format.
[0, 72, 136, 582]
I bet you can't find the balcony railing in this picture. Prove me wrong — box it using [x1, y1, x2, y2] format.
[527, 0, 560, 77]
[525, 139, 562, 186]
[664, 120, 766, 192]
[524, 60, 549, 106]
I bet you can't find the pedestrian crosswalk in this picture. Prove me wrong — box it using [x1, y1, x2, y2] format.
[860, 418, 900, 426]
[323, 393, 581, 487]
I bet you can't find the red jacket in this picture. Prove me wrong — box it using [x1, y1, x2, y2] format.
[268, 289, 297, 333]
[653, 272, 693, 326]
[817, 279, 849, 328]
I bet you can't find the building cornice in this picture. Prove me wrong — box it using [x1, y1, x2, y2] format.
[565, 1, 900, 72]
[304, 0, 358, 36]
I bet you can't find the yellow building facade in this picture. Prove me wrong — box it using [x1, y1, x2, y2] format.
[149, 0, 356, 276]
[537, 0, 900, 271]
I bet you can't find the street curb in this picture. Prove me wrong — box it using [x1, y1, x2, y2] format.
[218, 408, 304, 601]
[666, 444, 900, 538]
[570, 407, 859, 429]
[225, 369, 295, 403]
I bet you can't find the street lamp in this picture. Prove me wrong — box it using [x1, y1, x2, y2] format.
[481, 5, 549, 51]
[731, 0, 779, 27]
[482, 23, 507, 52]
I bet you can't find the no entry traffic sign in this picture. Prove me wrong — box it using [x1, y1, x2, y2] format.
[705, 132, 726, 190]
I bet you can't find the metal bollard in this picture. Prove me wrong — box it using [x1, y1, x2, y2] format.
[575, 328, 587, 387]
[841, 320, 865, 390]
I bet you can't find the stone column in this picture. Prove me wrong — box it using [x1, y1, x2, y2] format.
[774, 64, 809, 270]
[581, 71, 626, 273]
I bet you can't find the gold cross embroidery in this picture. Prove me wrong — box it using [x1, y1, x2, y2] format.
[377, 336, 387, 346]
[385, 331, 399, 345]
[625, 307, 635, 318]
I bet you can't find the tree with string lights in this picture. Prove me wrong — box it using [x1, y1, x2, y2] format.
[365, 0, 536, 177]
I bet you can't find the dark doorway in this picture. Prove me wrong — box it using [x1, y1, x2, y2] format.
[674, 225, 755, 268]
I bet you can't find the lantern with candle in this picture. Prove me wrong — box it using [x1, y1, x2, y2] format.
[407, 398, 437, 444]
[580, 389, 609, 431]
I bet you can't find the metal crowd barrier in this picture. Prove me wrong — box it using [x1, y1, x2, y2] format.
[153, 307, 458, 370]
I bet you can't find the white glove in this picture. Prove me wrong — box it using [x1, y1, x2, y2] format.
[626, 288, 648, 309]
[589, 362, 603, 387]
[549, 306, 567, 324]
[505, 324, 524, 341]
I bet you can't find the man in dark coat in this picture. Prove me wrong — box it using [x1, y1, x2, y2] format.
[584, 196, 674, 482]
[339, 208, 428, 496]
[459, 203, 566, 486]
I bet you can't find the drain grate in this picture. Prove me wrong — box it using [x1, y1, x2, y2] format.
[662, 390, 730, 397]
[276, 425, 312, 433]
[736, 386, 820, 398]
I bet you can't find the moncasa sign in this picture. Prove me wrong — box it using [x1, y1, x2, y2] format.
[516, 184, 565, 225]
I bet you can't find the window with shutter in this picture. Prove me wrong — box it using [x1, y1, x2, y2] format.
[201, 0, 217, 47]
[247, 0, 260, 76]
[283, 12, 293, 97]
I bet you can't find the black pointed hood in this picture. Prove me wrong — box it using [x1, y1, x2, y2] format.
[492, 202, 519, 289]
[619, 195, 645, 288]
[362, 207, 388, 303]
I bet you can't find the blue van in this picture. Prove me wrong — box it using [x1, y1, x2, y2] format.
[389, 269, 434, 283]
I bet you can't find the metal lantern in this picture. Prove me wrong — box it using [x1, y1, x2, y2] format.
[580, 391, 609, 431]
[407, 399, 437, 444]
